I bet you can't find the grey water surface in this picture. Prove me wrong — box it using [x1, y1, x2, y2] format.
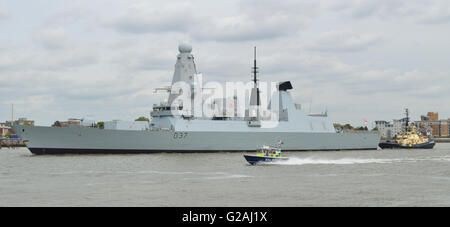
[1, 144, 449, 206]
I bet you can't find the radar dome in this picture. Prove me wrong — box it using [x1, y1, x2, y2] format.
[178, 42, 192, 53]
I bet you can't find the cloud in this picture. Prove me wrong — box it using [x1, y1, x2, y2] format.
[259, 51, 356, 80]
[308, 31, 384, 52]
[193, 14, 303, 42]
[110, 48, 174, 71]
[194, 0, 319, 41]
[337, 69, 446, 99]
[9, 94, 55, 111]
[60, 50, 99, 68]
[418, 5, 450, 24]
[0, 45, 28, 72]
[110, 0, 315, 42]
[111, 2, 197, 34]
[33, 27, 70, 49]
[1, 0, 450, 126]
[0, 10, 10, 22]
[326, 0, 450, 24]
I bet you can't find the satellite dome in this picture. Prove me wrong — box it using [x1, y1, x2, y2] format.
[178, 42, 192, 53]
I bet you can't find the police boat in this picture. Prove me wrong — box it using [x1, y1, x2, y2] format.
[244, 141, 288, 165]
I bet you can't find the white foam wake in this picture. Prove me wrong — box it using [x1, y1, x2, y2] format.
[268, 157, 397, 166]
[266, 155, 450, 166]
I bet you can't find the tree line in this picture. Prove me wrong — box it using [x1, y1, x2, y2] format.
[333, 123, 376, 131]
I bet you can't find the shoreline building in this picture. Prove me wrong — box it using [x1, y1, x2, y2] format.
[52, 118, 81, 127]
[1, 118, 34, 137]
[3, 118, 35, 127]
[374, 121, 392, 138]
[415, 112, 449, 137]
[0, 124, 12, 138]
[375, 118, 407, 139]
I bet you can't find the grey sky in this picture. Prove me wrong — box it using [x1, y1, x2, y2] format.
[0, 0, 449, 127]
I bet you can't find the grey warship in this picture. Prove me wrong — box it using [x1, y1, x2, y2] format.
[13, 43, 380, 154]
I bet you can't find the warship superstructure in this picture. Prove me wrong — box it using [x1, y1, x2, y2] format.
[13, 43, 380, 154]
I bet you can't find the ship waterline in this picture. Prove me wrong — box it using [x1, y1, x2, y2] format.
[13, 125, 379, 154]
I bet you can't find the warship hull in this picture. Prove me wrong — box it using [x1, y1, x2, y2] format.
[13, 125, 380, 155]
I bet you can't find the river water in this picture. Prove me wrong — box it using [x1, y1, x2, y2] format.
[1, 144, 449, 206]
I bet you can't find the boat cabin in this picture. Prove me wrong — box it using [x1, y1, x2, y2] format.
[256, 145, 282, 158]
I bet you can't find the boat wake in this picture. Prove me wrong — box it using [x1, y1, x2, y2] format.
[202, 174, 251, 180]
[266, 155, 450, 166]
[268, 157, 392, 165]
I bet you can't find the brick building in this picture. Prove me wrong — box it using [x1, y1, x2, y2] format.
[415, 112, 449, 137]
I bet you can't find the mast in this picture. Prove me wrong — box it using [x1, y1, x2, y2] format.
[247, 46, 262, 120]
[11, 103, 14, 126]
[405, 108, 409, 132]
[251, 46, 260, 106]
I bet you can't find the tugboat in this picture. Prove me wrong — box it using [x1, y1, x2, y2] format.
[244, 141, 289, 165]
[379, 109, 435, 149]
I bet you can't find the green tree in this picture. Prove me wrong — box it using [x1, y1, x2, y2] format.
[52, 121, 61, 127]
[353, 126, 368, 131]
[343, 124, 353, 130]
[95, 121, 104, 129]
[23, 121, 33, 126]
[135, 116, 150, 122]
[333, 123, 343, 128]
